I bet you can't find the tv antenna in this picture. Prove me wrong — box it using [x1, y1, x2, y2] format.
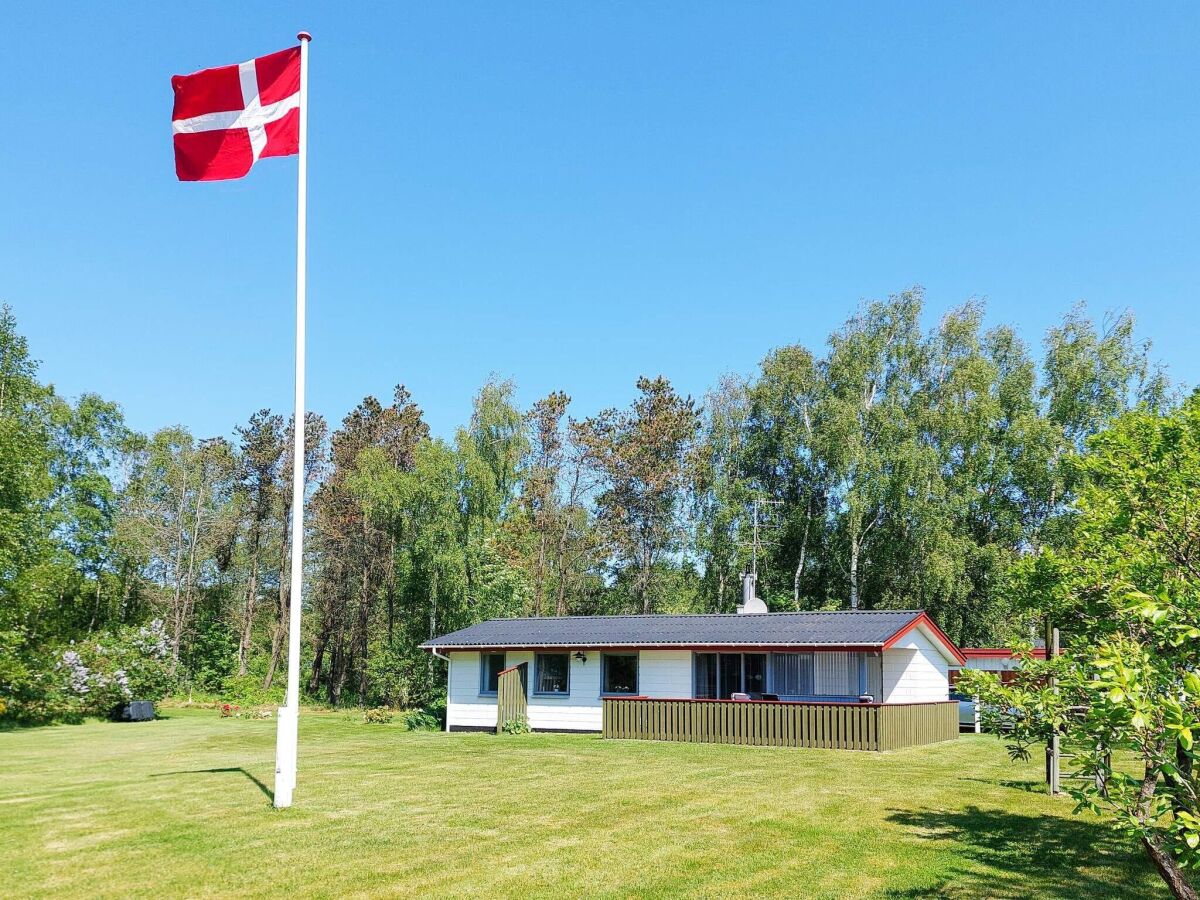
[742, 497, 783, 580]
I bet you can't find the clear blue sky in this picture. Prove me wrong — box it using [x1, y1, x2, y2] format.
[4, 4, 1198, 440]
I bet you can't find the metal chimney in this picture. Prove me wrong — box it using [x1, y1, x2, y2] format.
[737, 572, 768, 614]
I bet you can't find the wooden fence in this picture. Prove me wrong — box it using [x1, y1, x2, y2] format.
[601, 697, 957, 751]
[496, 663, 527, 734]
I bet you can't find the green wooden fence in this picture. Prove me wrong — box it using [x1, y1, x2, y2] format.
[601, 698, 957, 751]
[496, 663, 528, 734]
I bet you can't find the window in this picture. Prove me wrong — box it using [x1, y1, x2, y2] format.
[602, 654, 638, 694]
[719, 653, 743, 696]
[771, 652, 814, 696]
[695, 652, 718, 699]
[535, 652, 569, 695]
[695, 652, 753, 699]
[480, 652, 506, 695]
[744, 654, 767, 696]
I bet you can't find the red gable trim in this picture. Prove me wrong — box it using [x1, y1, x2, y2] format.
[881, 612, 966, 665]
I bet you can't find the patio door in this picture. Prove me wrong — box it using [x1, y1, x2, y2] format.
[743, 653, 767, 697]
[695, 652, 768, 699]
[719, 654, 743, 698]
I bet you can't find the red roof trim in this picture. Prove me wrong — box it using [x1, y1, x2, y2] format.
[881, 612, 966, 665]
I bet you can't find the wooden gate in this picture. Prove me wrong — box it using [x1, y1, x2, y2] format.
[496, 663, 528, 734]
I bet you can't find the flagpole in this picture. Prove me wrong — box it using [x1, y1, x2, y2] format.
[274, 29, 311, 810]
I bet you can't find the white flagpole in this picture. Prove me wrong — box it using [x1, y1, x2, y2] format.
[274, 29, 311, 810]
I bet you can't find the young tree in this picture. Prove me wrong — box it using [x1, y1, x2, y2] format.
[960, 396, 1200, 900]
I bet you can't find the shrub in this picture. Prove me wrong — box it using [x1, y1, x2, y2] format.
[402, 708, 439, 731]
[47, 620, 174, 721]
[501, 716, 530, 735]
[216, 674, 285, 708]
[426, 695, 447, 725]
[364, 707, 394, 725]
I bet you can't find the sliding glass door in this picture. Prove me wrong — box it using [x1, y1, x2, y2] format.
[694, 652, 769, 699]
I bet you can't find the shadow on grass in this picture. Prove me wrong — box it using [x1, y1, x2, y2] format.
[881, 805, 1158, 899]
[152, 767, 273, 803]
[958, 775, 1044, 794]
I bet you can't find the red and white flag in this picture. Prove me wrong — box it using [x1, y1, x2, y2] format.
[172, 46, 301, 181]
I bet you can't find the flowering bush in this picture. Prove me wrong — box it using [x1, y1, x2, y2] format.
[53, 620, 174, 719]
[364, 707, 394, 725]
[219, 703, 273, 720]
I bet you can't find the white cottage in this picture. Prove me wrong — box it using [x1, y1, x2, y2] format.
[422, 609, 965, 735]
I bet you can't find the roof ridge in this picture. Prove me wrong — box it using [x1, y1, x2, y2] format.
[474, 610, 923, 624]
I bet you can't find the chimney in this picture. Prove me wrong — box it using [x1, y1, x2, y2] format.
[736, 572, 768, 614]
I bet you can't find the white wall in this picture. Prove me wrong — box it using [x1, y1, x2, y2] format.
[445, 651, 498, 730]
[639, 650, 692, 697]
[523, 649, 602, 731]
[446, 648, 695, 731]
[881, 624, 952, 703]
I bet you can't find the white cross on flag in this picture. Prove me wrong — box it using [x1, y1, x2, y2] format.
[171, 46, 300, 181]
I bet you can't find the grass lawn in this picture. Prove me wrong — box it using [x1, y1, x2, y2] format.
[0, 707, 1163, 899]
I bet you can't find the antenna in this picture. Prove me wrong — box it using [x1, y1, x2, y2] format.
[738, 498, 782, 613]
[747, 497, 783, 580]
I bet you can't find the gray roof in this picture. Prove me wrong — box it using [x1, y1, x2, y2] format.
[422, 610, 930, 650]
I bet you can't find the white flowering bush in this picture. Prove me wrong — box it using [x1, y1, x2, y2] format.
[53, 620, 174, 718]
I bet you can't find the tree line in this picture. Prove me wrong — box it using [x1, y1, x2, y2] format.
[0, 288, 1169, 718]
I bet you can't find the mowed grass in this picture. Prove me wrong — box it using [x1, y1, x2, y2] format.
[0, 708, 1163, 899]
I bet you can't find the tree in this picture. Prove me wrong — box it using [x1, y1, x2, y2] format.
[308, 388, 426, 704]
[263, 411, 327, 691]
[515, 391, 602, 616]
[233, 410, 285, 676]
[116, 429, 237, 673]
[960, 395, 1200, 900]
[575, 376, 698, 614]
[743, 345, 829, 608]
[692, 375, 754, 611]
[455, 379, 528, 606]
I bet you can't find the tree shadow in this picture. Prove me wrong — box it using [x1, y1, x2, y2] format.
[957, 775, 1044, 794]
[151, 767, 273, 803]
[881, 805, 1161, 899]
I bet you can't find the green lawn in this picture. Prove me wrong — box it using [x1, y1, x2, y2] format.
[0, 707, 1162, 899]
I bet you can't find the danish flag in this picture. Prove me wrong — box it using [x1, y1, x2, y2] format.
[172, 47, 301, 181]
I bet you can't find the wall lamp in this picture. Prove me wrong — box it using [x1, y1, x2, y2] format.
[574, 651, 588, 664]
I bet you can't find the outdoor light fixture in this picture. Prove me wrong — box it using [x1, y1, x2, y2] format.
[574, 651, 587, 663]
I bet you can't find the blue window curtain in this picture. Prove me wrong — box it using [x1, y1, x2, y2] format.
[771, 653, 814, 696]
